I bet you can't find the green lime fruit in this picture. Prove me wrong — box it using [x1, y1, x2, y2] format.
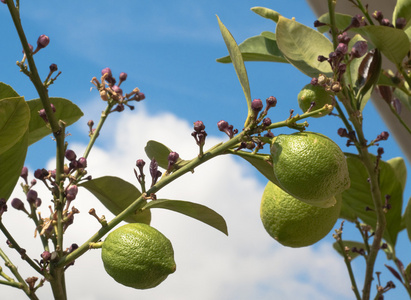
[297, 84, 333, 117]
[101, 223, 176, 289]
[260, 181, 342, 248]
[271, 132, 350, 208]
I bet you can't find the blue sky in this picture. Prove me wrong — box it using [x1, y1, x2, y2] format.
[1, 1, 410, 299]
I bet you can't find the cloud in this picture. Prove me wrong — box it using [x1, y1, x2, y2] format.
[2, 107, 352, 300]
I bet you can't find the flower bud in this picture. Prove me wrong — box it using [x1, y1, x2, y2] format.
[22, 44, 34, 54]
[266, 96, 277, 108]
[65, 150, 77, 161]
[77, 157, 87, 169]
[41, 251, 51, 262]
[193, 121, 205, 132]
[20, 166, 28, 183]
[136, 159, 146, 168]
[372, 11, 383, 22]
[396, 17, 407, 29]
[313, 20, 326, 27]
[262, 118, 272, 127]
[36, 34, 50, 50]
[337, 32, 350, 44]
[49, 63, 58, 72]
[336, 43, 348, 55]
[101, 67, 112, 77]
[26, 190, 38, 205]
[136, 92, 145, 101]
[87, 120, 94, 127]
[217, 120, 229, 131]
[381, 19, 391, 26]
[351, 41, 368, 58]
[112, 85, 123, 96]
[68, 243, 79, 253]
[168, 152, 180, 164]
[119, 72, 127, 82]
[35, 198, 42, 207]
[251, 99, 263, 112]
[11, 198, 25, 211]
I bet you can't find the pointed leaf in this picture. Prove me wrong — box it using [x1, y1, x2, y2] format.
[0, 97, 30, 155]
[317, 12, 353, 33]
[404, 197, 411, 242]
[359, 25, 409, 65]
[385, 264, 404, 283]
[27, 97, 83, 145]
[276, 16, 333, 77]
[217, 16, 252, 127]
[0, 131, 28, 200]
[216, 32, 287, 64]
[394, 88, 411, 111]
[342, 154, 403, 246]
[80, 176, 150, 224]
[0, 82, 19, 100]
[144, 140, 187, 170]
[251, 7, 280, 23]
[387, 157, 407, 191]
[143, 199, 228, 235]
[393, 0, 411, 30]
[333, 240, 366, 261]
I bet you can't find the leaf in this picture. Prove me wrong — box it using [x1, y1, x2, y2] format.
[0, 131, 28, 200]
[393, 0, 411, 30]
[143, 199, 228, 235]
[355, 49, 382, 111]
[216, 32, 288, 64]
[276, 16, 334, 78]
[0, 97, 30, 155]
[387, 157, 407, 191]
[385, 264, 404, 283]
[80, 176, 151, 224]
[230, 150, 280, 186]
[217, 16, 252, 127]
[27, 97, 83, 145]
[317, 12, 353, 33]
[250, 7, 280, 23]
[332, 240, 366, 261]
[342, 154, 403, 246]
[359, 25, 409, 65]
[404, 198, 411, 242]
[144, 140, 187, 170]
[394, 88, 411, 112]
[0, 82, 20, 100]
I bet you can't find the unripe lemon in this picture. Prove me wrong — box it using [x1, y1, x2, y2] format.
[260, 181, 342, 248]
[297, 84, 333, 117]
[271, 132, 350, 208]
[101, 223, 176, 289]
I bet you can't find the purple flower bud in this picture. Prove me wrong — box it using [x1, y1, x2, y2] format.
[351, 14, 365, 28]
[136, 159, 146, 168]
[65, 150, 77, 161]
[168, 152, 180, 164]
[336, 43, 348, 55]
[337, 128, 348, 137]
[111, 85, 123, 96]
[49, 169, 56, 179]
[101, 67, 112, 77]
[381, 18, 391, 27]
[251, 99, 263, 112]
[136, 92, 145, 101]
[193, 121, 205, 132]
[31, 179, 37, 186]
[262, 118, 272, 126]
[317, 55, 327, 62]
[34, 168, 48, 180]
[68, 243, 79, 253]
[26, 190, 38, 204]
[22, 44, 34, 54]
[217, 120, 229, 131]
[67, 185, 78, 197]
[119, 72, 127, 81]
[310, 77, 318, 85]
[372, 11, 383, 22]
[36, 34, 50, 50]
[50, 104, 56, 113]
[351, 41, 368, 58]
[266, 96, 277, 108]
[77, 157, 87, 169]
[87, 120, 94, 127]
[35, 198, 42, 207]
[38, 109, 48, 122]
[49, 64, 58, 72]
[11, 198, 25, 211]
[21, 166, 28, 182]
[379, 131, 389, 140]
[396, 17, 407, 29]
[41, 251, 51, 261]
[337, 32, 350, 44]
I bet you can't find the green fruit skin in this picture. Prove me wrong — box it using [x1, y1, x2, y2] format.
[102, 223, 176, 289]
[260, 181, 342, 248]
[297, 84, 333, 118]
[271, 132, 350, 208]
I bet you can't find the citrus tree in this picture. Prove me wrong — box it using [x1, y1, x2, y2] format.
[1, 0, 411, 299]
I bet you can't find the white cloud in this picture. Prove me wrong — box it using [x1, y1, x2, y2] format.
[2, 107, 352, 300]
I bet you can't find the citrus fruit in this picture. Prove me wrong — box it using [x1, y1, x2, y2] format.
[270, 131, 350, 207]
[101, 223, 176, 289]
[260, 181, 342, 248]
[297, 84, 333, 117]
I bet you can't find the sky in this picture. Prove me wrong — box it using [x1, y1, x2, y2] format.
[1, 1, 410, 299]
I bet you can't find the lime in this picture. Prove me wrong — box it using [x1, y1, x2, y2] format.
[271, 132, 350, 207]
[260, 181, 342, 248]
[101, 223, 176, 289]
[297, 84, 333, 117]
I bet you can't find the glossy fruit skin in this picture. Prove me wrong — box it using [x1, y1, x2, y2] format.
[101, 223, 176, 289]
[271, 132, 350, 208]
[260, 181, 342, 248]
[297, 84, 333, 117]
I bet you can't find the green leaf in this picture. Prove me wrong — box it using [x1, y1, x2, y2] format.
[387, 157, 407, 191]
[342, 154, 403, 246]
[217, 16, 252, 127]
[0, 131, 28, 200]
[403, 198, 411, 242]
[0, 82, 20, 100]
[359, 25, 409, 65]
[216, 32, 288, 64]
[393, 0, 411, 30]
[333, 240, 366, 261]
[250, 7, 280, 23]
[144, 140, 187, 171]
[276, 16, 334, 77]
[0, 97, 30, 155]
[27, 97, 83, 145]
[80, 176, 151, 224]
[230, 150, 280, 186]
[143, 199, 228, 235]
[317, 12, 353, 33]
[394, 88, 411, 111]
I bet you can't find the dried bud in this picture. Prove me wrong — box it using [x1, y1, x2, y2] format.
[317, 55, 328, 62]
[266, 96, 277, 108]
[49, 64, 58, 72]
[337, 128, 348, 137]
[313, 20, 326, 27]
[36, 34, 50, 50]
[65, 150, 77, 161]
[193, 121, 205, 132]
[331, 81, 342, 92]
[251, 99, 263, 112]
[351, 41, 368, 58]
[11, 198, 25, 211]
[26, 190, 38, 205]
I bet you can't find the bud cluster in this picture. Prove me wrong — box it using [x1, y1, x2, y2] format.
[192, 121, 207, 155]
[372, 10, 407, 29]
[337, 128, 358, 147]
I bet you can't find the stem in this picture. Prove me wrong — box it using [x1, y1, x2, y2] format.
[327, 0, 338, 49]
